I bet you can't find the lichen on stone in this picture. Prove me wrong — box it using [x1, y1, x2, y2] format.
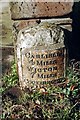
[17, 22, 64, 51]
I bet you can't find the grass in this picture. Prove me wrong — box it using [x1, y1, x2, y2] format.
[1, 60, 80, 120]
[0, 61, 18, 93]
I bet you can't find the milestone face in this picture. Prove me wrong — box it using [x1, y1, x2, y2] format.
[17, 23, 66, 88]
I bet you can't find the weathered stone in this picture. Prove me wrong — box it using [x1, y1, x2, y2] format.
[12, 20, 40, 43]
[12, 18, 72, 60]
[13, 18, 72, 45]
[12, 19, 39, 59]
[17, 22, 66, 88]
[10, 1, 73, 20]
[41, 18, 72, 31]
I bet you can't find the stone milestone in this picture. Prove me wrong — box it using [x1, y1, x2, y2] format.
[17, 22, 66, 88]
